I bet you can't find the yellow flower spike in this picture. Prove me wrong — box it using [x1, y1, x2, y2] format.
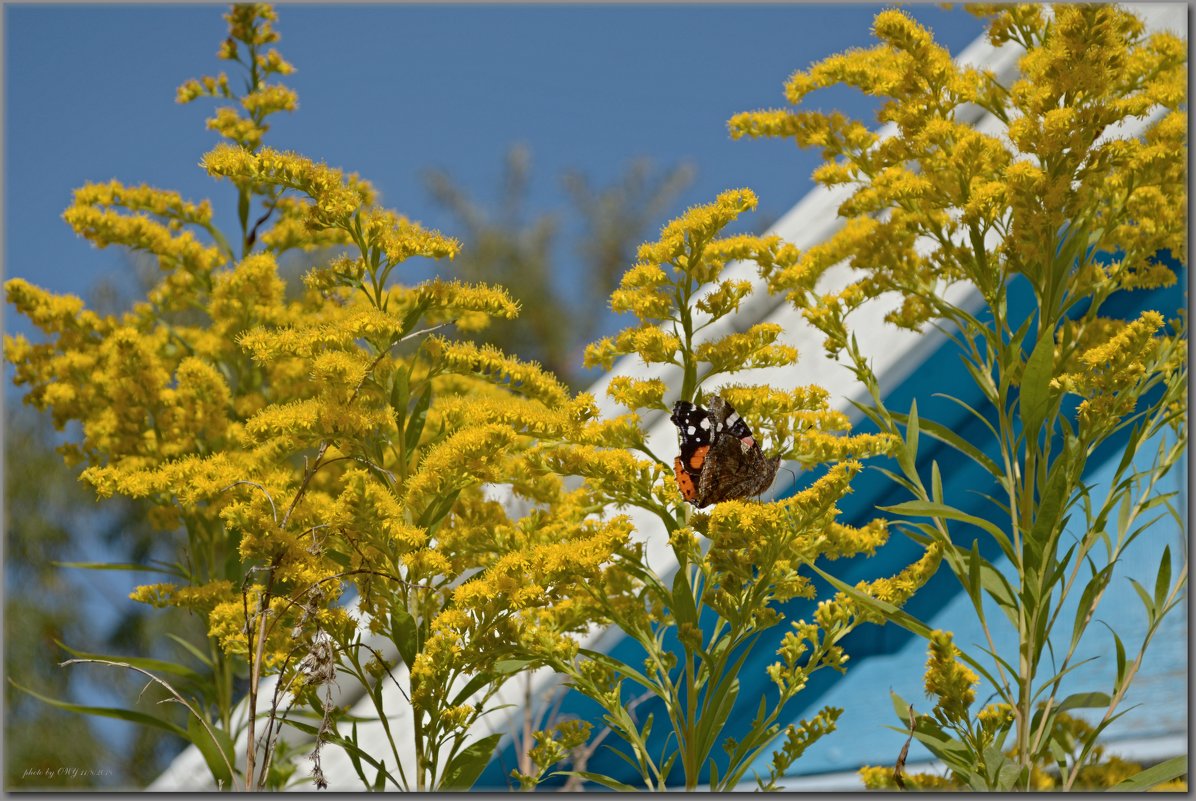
[240, 84, 298, 117]
[414, 278, 519, 321]
[924, 630, 978, 725]
[158, 357, 233, 457]
[695, 323, 796, 374]
[70, 180, 214, 226]
[575, 413, 645, 451]
[582, 336, 619, 371]
[529, 443, 668, 509]
[62, 204, 224, 278]
[423, 336, 570, 408]
[695, 279, 754, 319]
[605, 376, 666, 411]
[437, 394, 570, 439]
[403, 424, 519, 513]
[612, 324, 682, 366]
[845, 541, 944, 625]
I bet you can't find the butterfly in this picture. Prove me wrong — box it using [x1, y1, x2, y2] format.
[670, 394, 779, 508]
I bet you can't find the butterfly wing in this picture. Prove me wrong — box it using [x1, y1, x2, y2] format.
[695, 396, 780, 507]
[671, 400, 713, 503]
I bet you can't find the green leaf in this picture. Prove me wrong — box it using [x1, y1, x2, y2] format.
[1154, 545, 1172, 609]
[492, 658, 535, 676]
[188, 713, 235, 787]
[53, 560, 183, 577]
[419, 487, 462, 530]
[807, 562, 934, 641]
[439, 732, 503, 790]
[1057, 691, 1112, 711]
[661, 752, 678, 785]
[898, 400, 920, 478]
[451, 672, 497, 707]
[1109, 755, 1188, 791]
[390, 606, 418, 667]
[882, 500, 1016, 562]
[1019, 332, 1056, 439]
[1027, 456, 1073, 558]
[404, 383, 433, 457]
[9, 679, 187, 739]
[567, 771, 641, 792]
[373, 761, 388, 791]
[391, 367, 409, 422]
[55, 641, 204, 683]
[890, 690, 915, 723]
[966, 539, 982, 606]
[1070, 565, 1112, 651]
[165, 633, 212, 668]
[1112, 629, 1127, 691]
[671, 568, 698, 628]
[896, 411, 1003, 480]
[1128, 577, 1157, 620]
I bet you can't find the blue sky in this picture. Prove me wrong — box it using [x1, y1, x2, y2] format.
[5, 3, 986, 342]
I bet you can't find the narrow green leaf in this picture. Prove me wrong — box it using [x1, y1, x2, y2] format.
[1057, 691, 1112, 711]
[373, 761, 388, 792]
[1019, 332, 1056, 438]
[187, 713, 234, 787]
[1154, 545, 1172, 609]
[671, 568, 698, 628]
[882, 500, 1016, 562]
[1070, 565, 1112, 651]
[808, 562, 934, 641]
[930, 460, 943, 505]
[492, 658, 534, 676]
[451, 672, 497, 707]
[1027, 456, 1073, 555]
[895, 411, 1003, 479]
[55, 641, 203, 683]
[390, 606, 418, 667]
[568, 771, 641, 792]
[1109, 755, 1188, 791]
[391, 367, 409, 425]
[708, 757, 721, 791]
[439, 732, 503, 790]
[1127, 577, 1157, 620]
[900, 400, 920, 478]
[966, 539, 982, 606]
[890, 690, 914, 723]
[419, 487, 462, 530]
[1113, 629, 1127, 691]
[660, 752, 678, 785]
[404, 383, 433, 457]
[165, 634, 212, 668]
[53, 560, 183, 576]
[9, 679, 187, 739]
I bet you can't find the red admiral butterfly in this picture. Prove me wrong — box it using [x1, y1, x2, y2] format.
[670, 395, 779, 508]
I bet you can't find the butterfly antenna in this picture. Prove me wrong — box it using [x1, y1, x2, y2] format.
[780, 465, 798, 496]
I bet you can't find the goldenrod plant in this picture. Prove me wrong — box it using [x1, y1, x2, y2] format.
[509, 189, 941, 791]
[4, 3, 940, 792]
[5, 4, 622, 791]
[732, 4, 1186, 790]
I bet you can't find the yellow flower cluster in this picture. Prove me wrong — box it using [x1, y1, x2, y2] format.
[62, 184, 225, 311]
[605, 375, 666, 411]
[730, 5, 1186, 353]
[1053, 310, 1166, 430]
[178, 3, 295, 150]
[923, 630, 978, 725]
[423, 336, 569, 408]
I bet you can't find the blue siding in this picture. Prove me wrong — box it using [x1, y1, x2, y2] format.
[476, 266, 1186, 790]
